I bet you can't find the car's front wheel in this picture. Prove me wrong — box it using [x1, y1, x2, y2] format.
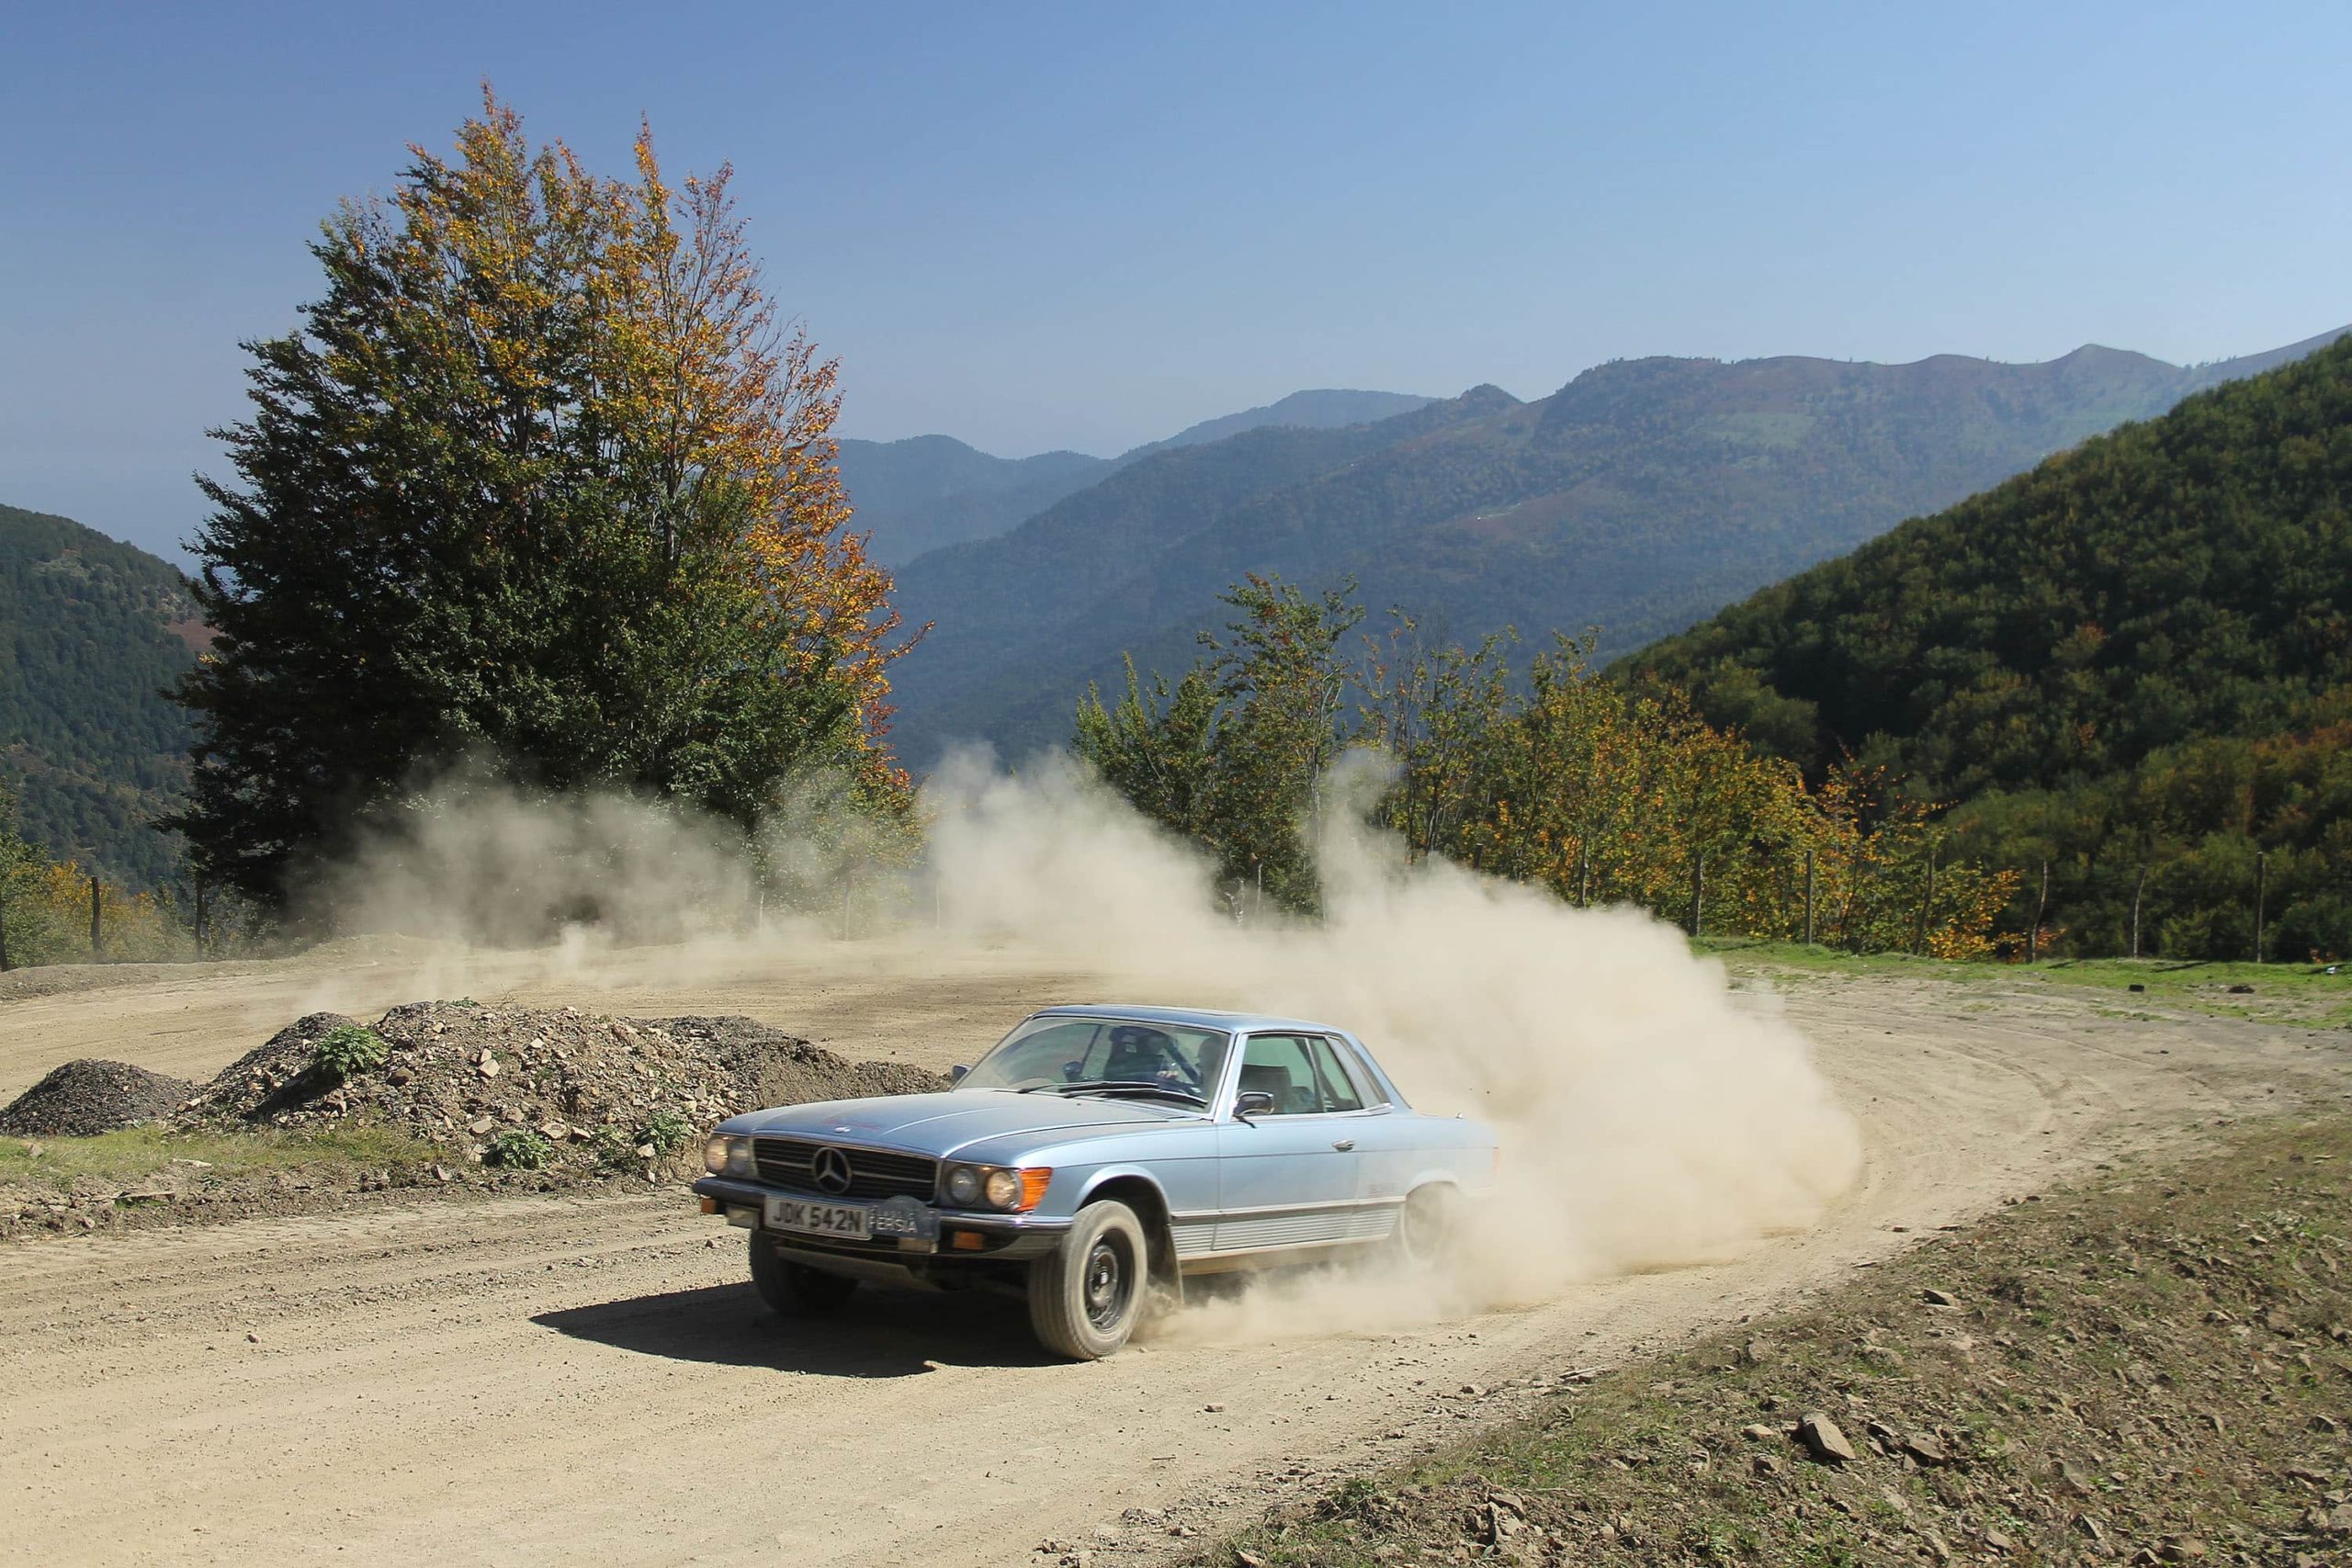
[1027, 1200, 1147, 1359]
[749, 1234, 858, 1316]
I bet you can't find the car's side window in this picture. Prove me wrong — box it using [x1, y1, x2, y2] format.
[1238, 1034, 1364, 1115]
[1324, 1037, 1389, 1108]
[1302, 1037, 1364, 1112]
[1237, 1034, 1318, 1115]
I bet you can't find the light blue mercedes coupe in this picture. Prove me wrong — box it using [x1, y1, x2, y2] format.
[694, 1004, 1499, 1359]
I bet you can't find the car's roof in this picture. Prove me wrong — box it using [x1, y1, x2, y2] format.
[1031, 1002, 1343, 1036]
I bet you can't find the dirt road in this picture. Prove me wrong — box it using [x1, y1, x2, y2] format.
[3, 953, 2348, 1567]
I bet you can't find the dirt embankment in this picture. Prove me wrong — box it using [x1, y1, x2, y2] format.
[1, 1002, 944, 1238]
[1204, 1118, 2352, 1568]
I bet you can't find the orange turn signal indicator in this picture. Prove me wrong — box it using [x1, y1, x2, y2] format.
[1017, 1168, 1052, 1212]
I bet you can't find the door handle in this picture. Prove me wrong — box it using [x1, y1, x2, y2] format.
[1331, 1138, 1355, 1151]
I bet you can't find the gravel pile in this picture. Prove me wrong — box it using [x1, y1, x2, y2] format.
[635, 1016, 945, 1105]
[177, 1002, 946, 1169]
[1, 1059, 200, 1137]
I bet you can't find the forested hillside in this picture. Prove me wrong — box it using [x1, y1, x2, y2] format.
[0, 504, 199, 887]
[886, 327, 2346, 764]
[888, 389, 1514, 757]
[1634, 336, 2352, 959]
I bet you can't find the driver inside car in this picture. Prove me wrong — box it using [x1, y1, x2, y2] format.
[1102, 1024, 1191, 1090]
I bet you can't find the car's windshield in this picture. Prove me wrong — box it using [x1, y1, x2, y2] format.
[958, 1015, 1230, 1103]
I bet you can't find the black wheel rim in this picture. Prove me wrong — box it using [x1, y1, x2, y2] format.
[1083, 1235, 1132, 1330]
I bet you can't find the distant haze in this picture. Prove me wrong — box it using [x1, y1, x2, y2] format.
[840, 389, 1431, 565]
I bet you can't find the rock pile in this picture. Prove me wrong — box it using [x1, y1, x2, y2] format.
[0, 1059, 199, 1137]
[176, 1002, 946, 1169]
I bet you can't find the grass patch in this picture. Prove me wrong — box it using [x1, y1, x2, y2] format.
[1, 1123, 455, 1194]
[1704, 939, 2352, 1027]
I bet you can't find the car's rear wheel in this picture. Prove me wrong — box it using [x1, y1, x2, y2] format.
[1028, 1200, 1147, 1359]
[749, 1234, 858, 1316]
[1393, 1184, 1458, 1271]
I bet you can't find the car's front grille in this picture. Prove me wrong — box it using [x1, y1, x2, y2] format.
[752, 1138, 938, 1201]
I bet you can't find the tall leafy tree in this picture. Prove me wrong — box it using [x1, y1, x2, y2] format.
[171, 93, 911, 905]
[0, 780, 41, 970]
[1074, 576, 1362, 911]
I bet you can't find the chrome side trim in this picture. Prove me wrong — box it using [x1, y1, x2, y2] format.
[1177, 1235, 1391, 1275]
[1169, 1194, 1406, 1222]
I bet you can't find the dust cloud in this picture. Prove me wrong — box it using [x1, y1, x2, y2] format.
[923, 751, 1862, 1337]
[305, 750, 1863, 1332]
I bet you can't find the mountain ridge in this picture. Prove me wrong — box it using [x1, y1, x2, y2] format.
[840, 387, 1435, 565]
[883, 325, 2351, 765]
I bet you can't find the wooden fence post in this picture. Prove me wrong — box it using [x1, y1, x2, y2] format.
[1803, 848, 1815, 947]
[2253, 852, 2267, 964]
[0, 888, 11, 973]
[2027, 861, 2049, 964]
[1688, 851, 1704, 939]
[88, 874, 103, 958]
[2130, 867, 2146, 960]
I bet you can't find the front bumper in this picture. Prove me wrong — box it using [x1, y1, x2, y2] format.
[692, 1176, 1072, 1267]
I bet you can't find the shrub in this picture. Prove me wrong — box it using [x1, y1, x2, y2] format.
[588, 1124, 638, 1171]
[639, 1107, 694, 1156]
[310, 1025, 389, 1083]
[483, 1128, 555, 1170]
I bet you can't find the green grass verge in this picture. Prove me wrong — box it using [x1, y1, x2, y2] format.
[1702, 939, 2352, 1027]
[0, 1124, 458, 1195]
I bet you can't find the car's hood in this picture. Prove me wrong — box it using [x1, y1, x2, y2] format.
[725, 1090, 1194, 1155]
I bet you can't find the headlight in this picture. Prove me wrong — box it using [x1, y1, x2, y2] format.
[944, 1164, 983, 1206]
[704, 1134, 755, 1178]
[703, 1134, 730, 1175]
[942, 1163, 1048, 1212]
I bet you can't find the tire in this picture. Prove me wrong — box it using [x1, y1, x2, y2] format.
[748, 1234, 858, 1316]
[1392, 1184, 1458, 1271]
[1027, 1200, 1148, 1359]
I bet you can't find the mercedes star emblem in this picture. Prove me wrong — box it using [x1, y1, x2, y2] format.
[812, 1146, 854, 1196]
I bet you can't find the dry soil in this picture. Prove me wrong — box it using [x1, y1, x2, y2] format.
[2, 942, 2348, 1567]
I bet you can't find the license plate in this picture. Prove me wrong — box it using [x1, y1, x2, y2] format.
[764, 1195, 872, 1239]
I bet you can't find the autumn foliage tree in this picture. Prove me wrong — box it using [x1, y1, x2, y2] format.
[1082, 575, 2017, 953]
[171, 92, 911, 906]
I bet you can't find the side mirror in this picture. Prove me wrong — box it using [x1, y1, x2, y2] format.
[948, 1064, 968, 1084]
[1234, 1090, 1275, 1123]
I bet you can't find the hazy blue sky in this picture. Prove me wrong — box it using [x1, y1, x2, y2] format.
[5, 1, 2346, 560]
